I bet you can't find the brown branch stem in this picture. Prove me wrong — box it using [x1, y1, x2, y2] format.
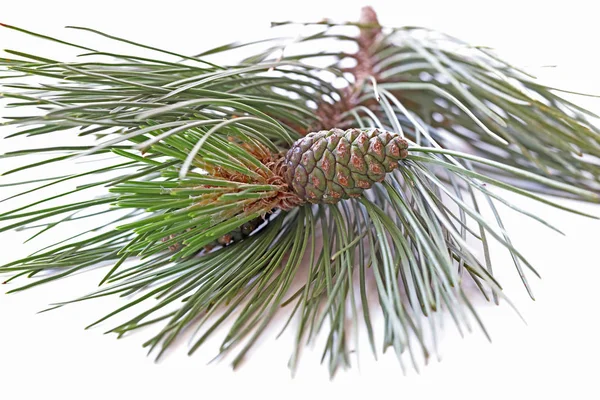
[312, 6, 383, 132]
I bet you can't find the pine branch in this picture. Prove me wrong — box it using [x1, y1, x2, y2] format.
[0, 7, 598, 377]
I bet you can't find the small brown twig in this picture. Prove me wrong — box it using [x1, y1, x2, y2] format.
[312, 6, 383, 132]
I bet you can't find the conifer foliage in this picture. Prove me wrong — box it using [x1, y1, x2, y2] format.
[0, 7, 598, 375]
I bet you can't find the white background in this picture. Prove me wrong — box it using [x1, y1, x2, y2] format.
[1, 1, 600, 399]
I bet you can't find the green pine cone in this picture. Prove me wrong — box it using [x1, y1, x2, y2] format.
[285, 128, 409, 204]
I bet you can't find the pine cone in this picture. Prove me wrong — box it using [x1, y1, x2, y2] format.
[165, 216, 268, 253]
[285, 128, 409, 204]
[214, 215, 266, 246]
